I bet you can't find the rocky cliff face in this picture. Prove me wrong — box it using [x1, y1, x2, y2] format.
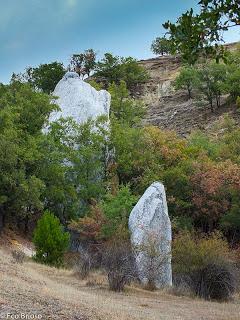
[138, 43, 240, 136]
[50, 72, 111, 124]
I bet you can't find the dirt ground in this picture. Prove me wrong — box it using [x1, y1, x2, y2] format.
[0, 249, 240, 320]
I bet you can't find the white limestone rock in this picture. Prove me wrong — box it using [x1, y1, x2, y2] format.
[50, 72, 110, 124]
[129, 182, 172, 288]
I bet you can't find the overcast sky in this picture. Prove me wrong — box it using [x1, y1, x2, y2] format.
[1, 0, 239, 83]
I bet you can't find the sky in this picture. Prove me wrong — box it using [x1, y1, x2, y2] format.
[1, 0, 239, 84]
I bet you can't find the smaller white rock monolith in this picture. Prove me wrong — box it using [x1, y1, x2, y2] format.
[129, 182, 172, 288]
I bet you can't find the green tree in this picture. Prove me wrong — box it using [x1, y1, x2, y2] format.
[163, 9, 207, 65]
[174, 66, 199, 99]
[0, 82, 57, 231]
[199, 0, 240, 36]
[36, 128, 78, 224]
[95, 53, 149, 89]
[49, 116, 109, 215]
[109, 81, 146, 126]
[95, 53, 120, 84]
[196, 62, 227, 110]
[223, 48, 240, 102]
[163, 1, 240, 64]
[151, 37, 173, 56]
[70, 49, 96, 77]
[70, 118, 109, 213]
[33, 211, 70, 266]
[12, 62, 66, 94]
[220, 191, 240, 236]
[225, 68, 240, 100]
[101, 185, 137, 239]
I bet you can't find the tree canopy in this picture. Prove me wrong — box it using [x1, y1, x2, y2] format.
[12, 62, 66, 94]
[162, 1, 240, 64]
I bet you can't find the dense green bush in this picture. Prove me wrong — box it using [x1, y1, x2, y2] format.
[172, 231, 237, 300]
[33, 211, 70, 266]
[101, 185, 137, 240]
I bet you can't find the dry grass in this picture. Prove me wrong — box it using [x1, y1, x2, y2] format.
[0, 248, 240, 320]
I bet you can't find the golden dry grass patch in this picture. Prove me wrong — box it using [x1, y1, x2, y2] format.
[0, 248, 240, 320]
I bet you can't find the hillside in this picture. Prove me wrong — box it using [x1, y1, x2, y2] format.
[1, 247, 240, 320]
[138, 42, 240, 136]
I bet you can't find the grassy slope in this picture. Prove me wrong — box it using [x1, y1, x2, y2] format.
[0, 249, 240, 320]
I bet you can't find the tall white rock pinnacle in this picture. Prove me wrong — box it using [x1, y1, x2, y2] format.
[50, 72, 111, 124]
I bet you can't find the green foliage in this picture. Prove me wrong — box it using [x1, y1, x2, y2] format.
[161, 165, 192, 220]
[169, 40, 240, 112]
[174, 67, 199, 99]
[33, 211, 70, 266]
[108, 82, 148, 187]
[237, 96, 240, 108]
[163, 9, 207, 65]
[151, 37, 172, 56]
[49, 116, 109, 216]
[225, 67, 240, 100]
[172, 216, 193, 233]
[70, 118, 109, 213]
[195, 62, 228, 110]
[172, 230, 237, 300]
[12, 62, 65, 94]
[86, 80, 104, 91]
[0, 80, 109, 231]
[174, 62, 229, 111]
[70, 49, 96, 77]
[109, 81, 146, 126]
[101, 185, 137, 239]
[3, 47, 240, 254]
[0, 83, 57, 230]
[220, 191, 240, 232]
[173, 53, 240, 111]
[110, 123, 148, 186]
[188, 131, 220, 159]
[199, 0, 240, 34]
[36, 129, 78, 223]
[172, 231, 233, 274]
[163, 1, 239, 64]
[95, 53, 149, 89]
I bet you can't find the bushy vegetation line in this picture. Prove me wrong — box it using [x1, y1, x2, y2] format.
[1, 71, 240, 259]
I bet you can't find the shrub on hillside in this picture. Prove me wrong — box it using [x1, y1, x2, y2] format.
[172, 231, 238, 300]
[69, 204, 106, 242]
[33, 211, 70, 267]
[74, 249, 92, 279]
[11, 250, 25, 264]
[102, 241, 136, 292]
[194, 263, 237, 301]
